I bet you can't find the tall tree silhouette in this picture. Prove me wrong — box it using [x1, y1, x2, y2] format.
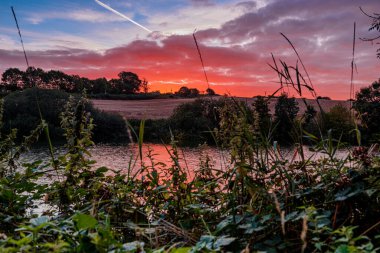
[274, 94, 299, 144]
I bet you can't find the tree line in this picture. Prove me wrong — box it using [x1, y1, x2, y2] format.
[0, 67, 217, 98]
[0, 67, 147, 94]
[175, 86, 216, 97]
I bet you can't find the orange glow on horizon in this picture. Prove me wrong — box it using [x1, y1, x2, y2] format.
[148, 82, 279, 98]
[73, 69, 354, 100]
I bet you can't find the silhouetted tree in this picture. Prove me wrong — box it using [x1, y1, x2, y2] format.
[71, 76, 92, 93]
[177, 86, 191, 97]
[169, 98, 227, 145]
[274, 94, 299, 144]
[92, 78, 108, 94]
[176, 86, 200, 97]
[1, 68, 24, 91]
[252, 96, 271, 133]
[3, 88, 127, 142]
[108, 78, 119, 94]
[46, 70, 75, 92]
[23, 67, 45, 88]
[0, 67, 146, 95]
[117, 71, 142, 94]
[206, 88, 216, 96]
[301, 104, 318, 141]
[353, 80, 380, 142]
[303, 104, 317, 126]
[317, 96, 331, 100]
[189, 88, 200, 97]
[324, 104, 355, 143]
[141, 78, 149, 94]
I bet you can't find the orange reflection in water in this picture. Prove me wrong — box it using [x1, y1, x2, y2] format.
[90, 143, 230, 180]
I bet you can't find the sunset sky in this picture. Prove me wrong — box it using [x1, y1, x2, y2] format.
[0, 0, 379, 99]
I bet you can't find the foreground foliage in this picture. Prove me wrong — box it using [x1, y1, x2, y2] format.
[0, 91, 380, 253]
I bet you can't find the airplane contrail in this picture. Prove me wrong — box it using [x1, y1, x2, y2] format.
[94, 0, 152, 33]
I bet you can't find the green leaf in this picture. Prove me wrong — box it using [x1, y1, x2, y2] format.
[214, 236, 236, 249]
[334, 244, 356, 253]
[138, 120, 145, 160]
[239, 216, 266, 234]
[171, 247, 191, 253]
[95, 167, 108, 175]
[335, 185, 364, 201]
[30, 216, 49, 227]
[122, 241, 145, 252]
[284, 211, 300, 222]
[73, 213, 98, 230]
[195, 235, 215, 250]
[216, 215, 243, 232]
[260, 214, 272, 223]
[365, 189, 377, 197]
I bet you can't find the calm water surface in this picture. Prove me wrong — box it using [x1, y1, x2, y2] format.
[20, 143, 350, 176]
[20, 143, 231, 175]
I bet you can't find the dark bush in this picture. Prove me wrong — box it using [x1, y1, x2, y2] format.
[87, 108, 129, 143]
[3, 88, 68, 139]
[128, 119, 171, 143]
[317, 96, 331, 100]
[2, 88, 128, 143]
[168, 98, 228, 146]
[273, 94, 299, 145]
[323, 104, 355, 143]
[302, 104, 356, 145]
[252, 96, 271, 134]
[353, 80, 380, 143]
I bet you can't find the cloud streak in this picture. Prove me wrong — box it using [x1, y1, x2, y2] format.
[94, 0, 153, 33]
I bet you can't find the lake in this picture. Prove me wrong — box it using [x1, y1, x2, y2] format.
[19, 143, 231, 179]
[20, 143, 350, 179]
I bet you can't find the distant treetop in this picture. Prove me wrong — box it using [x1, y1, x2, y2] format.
[175, 86, 218, 98]
[317, 96, 331, 100]
[0, 67, 147, 95]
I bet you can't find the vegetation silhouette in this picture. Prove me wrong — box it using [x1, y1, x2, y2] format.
[3, 88, 128, 143]
[1, 67, 145, 95]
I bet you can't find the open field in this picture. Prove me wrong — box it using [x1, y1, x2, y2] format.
[91, 97, 351, 120]
[91, 98, 197, 119]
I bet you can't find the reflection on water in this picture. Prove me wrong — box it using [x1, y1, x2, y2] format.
[89, 143, 230, 175]
[20, 143, 231, 175]
[20, 143, 350, 178]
